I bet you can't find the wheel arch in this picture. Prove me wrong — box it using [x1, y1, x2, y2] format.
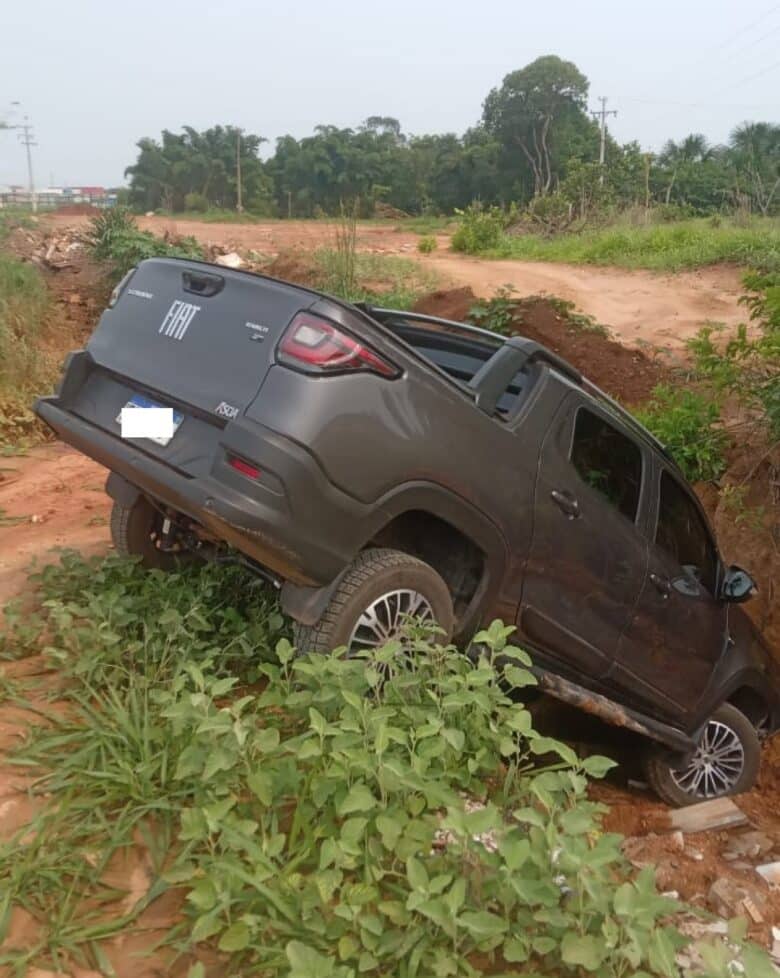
[282, 484, 509, 635]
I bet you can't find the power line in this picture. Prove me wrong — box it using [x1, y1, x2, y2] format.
[712, 56, 780, 95]
[688, 4, 780, 73]
[699, 3, 780, 56]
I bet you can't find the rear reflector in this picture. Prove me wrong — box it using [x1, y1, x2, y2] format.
[229, 456, 261, 480]
[278, 312, 398, 378]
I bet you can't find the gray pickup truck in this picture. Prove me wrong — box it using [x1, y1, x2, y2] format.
[36, 257, 779, 806]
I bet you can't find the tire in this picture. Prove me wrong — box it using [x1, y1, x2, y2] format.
[643, 702, 760, 807]
[293, 548, 454, 655]
[110, 497, 184, 571]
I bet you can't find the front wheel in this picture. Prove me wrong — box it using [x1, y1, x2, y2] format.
[293, 548, 454, 655]
[643, 702, 760, 807]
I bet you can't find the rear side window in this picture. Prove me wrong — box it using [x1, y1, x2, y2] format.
[570, 408, 642, 521]
[655, 472, 718, 594]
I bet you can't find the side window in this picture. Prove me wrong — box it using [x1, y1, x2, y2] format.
[655, 471, 718, 594]
[570, 408, 642, 521]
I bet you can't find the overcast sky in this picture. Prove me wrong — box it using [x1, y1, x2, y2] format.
[2, 0, 779, 188]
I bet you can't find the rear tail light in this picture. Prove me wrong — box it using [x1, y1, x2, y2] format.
[278, 312, 399, 378]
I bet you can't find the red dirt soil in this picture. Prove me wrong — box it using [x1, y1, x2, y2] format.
[414, 287, 669, 405]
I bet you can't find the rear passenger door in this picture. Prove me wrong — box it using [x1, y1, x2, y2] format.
[615, 467, 727, 717]
[518, 394, 649, 680]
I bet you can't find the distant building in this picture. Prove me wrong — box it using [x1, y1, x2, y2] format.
[0, 185, 119, 208]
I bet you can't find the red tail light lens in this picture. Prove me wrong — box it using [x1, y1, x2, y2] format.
[278, 312, 399, 378]
[229, 456, 261, 480]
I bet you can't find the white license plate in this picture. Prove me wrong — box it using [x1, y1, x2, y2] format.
[116, 394, 184, 447]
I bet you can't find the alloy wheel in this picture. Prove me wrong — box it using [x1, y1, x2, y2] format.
[349, 588, 435, 651]
[669, 719, 745, 800]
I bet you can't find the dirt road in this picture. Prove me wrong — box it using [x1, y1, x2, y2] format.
[45, 214, 746, 352]
[0, 445, 110, 604]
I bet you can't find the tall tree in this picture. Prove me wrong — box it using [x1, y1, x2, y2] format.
[482, 56, 590, 197]
[729, 122, 780, 216]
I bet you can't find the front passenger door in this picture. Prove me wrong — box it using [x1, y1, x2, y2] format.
[615, 469, 727, 717]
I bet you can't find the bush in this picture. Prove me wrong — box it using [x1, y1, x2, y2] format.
[635, 384, 728, 481]
[184, 191, 209, 212]
[417, 234, 437, 254]
[2, 555, 775, 977]
[87, 207, 204, 281]
[468, 285, 518, 334]
[0, 254, 54, 446]
[689, 270, 780, 437]
[451, 201, 510, 254]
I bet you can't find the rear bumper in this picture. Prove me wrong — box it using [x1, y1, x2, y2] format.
[34, 395, 365, 587]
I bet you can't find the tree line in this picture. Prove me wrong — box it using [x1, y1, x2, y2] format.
[124, 56, 780, 219]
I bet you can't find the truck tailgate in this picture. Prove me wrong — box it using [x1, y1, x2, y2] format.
[86, 258, 314, 420]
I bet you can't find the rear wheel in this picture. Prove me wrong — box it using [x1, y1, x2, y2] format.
[293, 548, 454, 655]
[110, 497, 185, 570]
[643, 703, 760, 807]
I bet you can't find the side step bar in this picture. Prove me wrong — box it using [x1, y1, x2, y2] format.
[537, 669, 698, 754]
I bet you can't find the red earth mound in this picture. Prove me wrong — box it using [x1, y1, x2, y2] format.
[413, 287, 668, 406]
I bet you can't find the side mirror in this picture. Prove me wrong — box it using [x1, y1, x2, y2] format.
[721, 565, 757, 603]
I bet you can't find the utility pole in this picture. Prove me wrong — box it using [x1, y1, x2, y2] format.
[590, 97, 617, 185]
[235, 129, 243, 213]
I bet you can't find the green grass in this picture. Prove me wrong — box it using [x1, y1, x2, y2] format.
[0, 252, 51, 397]
[159, 207, 276, 224]
[317, 249, 439, 308]
[480, 217, 780, 272]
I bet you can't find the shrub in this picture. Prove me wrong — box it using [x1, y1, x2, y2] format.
[451, 201, 509, 254]
[184, 191, 209, 212]
[87, 207, 203, 281]
[635, 384, 728, 481]
[1, 555, 775, 976]
[468, 285, 518, 334]
[689, 270, 780, 437]
[417, 234, 437, 254]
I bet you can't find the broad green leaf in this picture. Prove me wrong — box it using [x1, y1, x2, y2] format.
[219, 920, 250, 952]
[255, 726, 281, 752]
[503, 936, 529, 963]
[581, 754, 618, 778]
[247, 770, 273, 806]
[560, 932, 607, 971]
[339, 782, 376, 815]
[648, 928, 679, 978]
[498, 835, 530, 871]
[445, 877, 466, 914]
[187, 878, 217, 911]
[191, 911, 222, 943]
[458, 910, 508, 938]
[376, 813, 403, 851]
[338, 935, 359, 960]
[441, 727, 465, 751]
[406, 855, 429, 892]
[286, 940, 339, 978]
[613, 882, 635, 916]
[530, 735, 579, 766]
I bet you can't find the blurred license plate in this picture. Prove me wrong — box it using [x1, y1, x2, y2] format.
[116, 394, 184, 447]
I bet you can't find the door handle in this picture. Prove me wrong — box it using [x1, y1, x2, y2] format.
[551, 489, 580, 519]
[649, 572, 671, 598]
